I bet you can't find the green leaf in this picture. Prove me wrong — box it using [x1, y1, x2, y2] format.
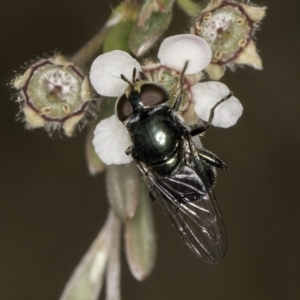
[124, 179, 156, 281]
[129, 1, 173, 57]
[106, 162, 140, 221]
[176, 0, 200, 17]
[103, 20, 135, 53]
[59, 211, 121, 300]
[103, 3, 139, 53]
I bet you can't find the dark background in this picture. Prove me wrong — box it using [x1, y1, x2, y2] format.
[1, 0, 299, 299]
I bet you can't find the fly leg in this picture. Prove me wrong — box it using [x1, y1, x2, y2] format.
[198, 148, 227, 170]
[172, 61, 189, 112]
[125, 145, 140, 160]
[190, 91, 233, 136]
[125, 145, 133, 155]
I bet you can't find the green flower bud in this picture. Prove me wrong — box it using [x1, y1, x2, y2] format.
[191, 0, 266, 79]
[12, 55, 95, 136]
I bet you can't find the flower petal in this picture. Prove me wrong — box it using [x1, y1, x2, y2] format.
[191, 81, 243, 128]
[235, 40, 263, 70]
[90, 50, 142, 97]
[157, 34, 212, 74]
[240, 3, 267, 22]
[93, 115, 133, 165]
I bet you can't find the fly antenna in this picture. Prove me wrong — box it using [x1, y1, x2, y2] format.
[120, 74, 133, 89]
[120, 74, 131, 84]
[132, 67, 137, 82]
[121, 67, 138, 88]
[173, 61, 189, 112]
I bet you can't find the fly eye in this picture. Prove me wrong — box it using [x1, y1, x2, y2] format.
[116, 94, 134, 121]
[140, 84, 169, 106]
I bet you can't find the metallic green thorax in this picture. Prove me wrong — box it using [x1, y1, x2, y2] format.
[126, 105, 183, 175]
[121, 79, 184, 176]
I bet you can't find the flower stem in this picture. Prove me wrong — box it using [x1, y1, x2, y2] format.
[71, 3, 129, 68]
[71, 24, 112, 68]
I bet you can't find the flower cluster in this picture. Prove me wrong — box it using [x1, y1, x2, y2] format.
[10, 0, 267, 299]
[91, 34, 243, 165]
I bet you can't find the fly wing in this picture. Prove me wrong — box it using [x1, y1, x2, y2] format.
[137, 139, 227, 263]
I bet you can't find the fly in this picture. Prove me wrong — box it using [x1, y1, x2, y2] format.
[115, 65, 232, 263]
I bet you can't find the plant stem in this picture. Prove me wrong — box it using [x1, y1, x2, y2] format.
[71, 9, 125, 67]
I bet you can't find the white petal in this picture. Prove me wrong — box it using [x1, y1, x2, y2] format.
[93, 115, 133, 165]
[157, 34, 212, 74]
[191, 81, 243, 128]
[90, 50, 142, 97]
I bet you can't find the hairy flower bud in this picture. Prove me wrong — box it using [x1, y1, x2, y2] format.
[12, 55, 95, 136]
[191, 0, 266, 79]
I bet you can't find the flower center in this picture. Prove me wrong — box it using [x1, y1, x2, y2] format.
[202, 12, 233, 45]
[27, 65, 83, 118]
[43, 69, 78, 103]
[196, 4, 252, 64]
[141, 64, 192, 110]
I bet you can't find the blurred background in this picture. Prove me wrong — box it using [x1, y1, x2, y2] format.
[1, 0, 299, 299]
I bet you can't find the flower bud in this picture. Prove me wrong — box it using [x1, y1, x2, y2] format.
[129, 0, 174, 57]
[12, 55, 94, 136]
[191, 0, 266, 79]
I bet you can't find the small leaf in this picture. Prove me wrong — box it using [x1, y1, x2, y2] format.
[103, 3, 139, 53]
[176, 0, 200, 17]
[106, 162, 140, 221]
[105, 213, 121, 300]
[154, 0, 175, 12]
[124, 179, 156, 281]
[103, 21, 135, 53]
[129, 1, 173, 57]
[59, 210, 121, 300]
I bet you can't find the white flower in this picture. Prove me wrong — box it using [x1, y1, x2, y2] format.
[90, 34, 243, 165]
